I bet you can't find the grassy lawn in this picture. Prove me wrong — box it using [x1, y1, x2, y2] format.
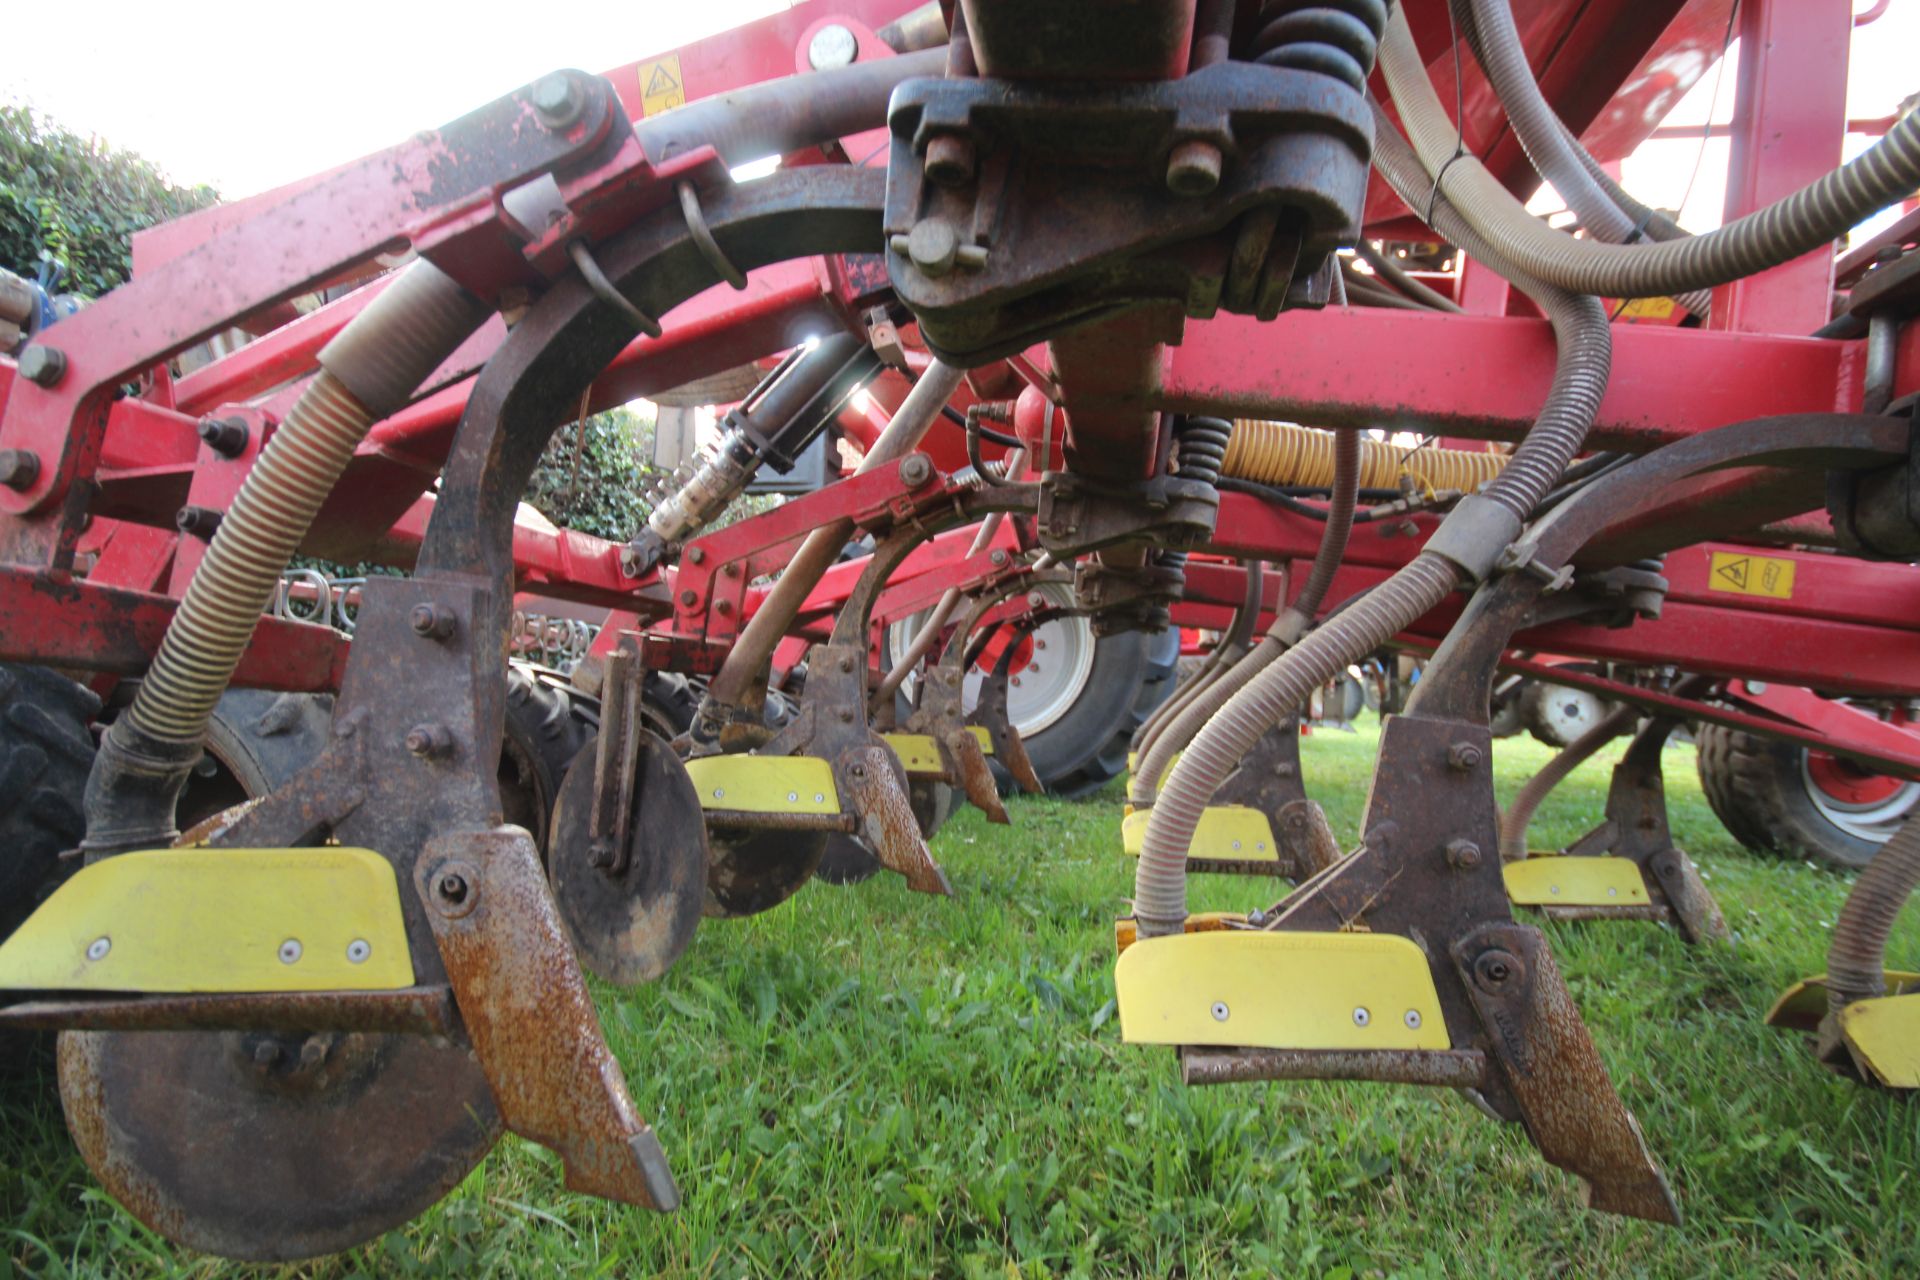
[5, 720, 1917, 1277]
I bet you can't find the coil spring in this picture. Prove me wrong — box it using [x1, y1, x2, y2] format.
[1175, 416, 1232, 486]
[1249, 0, 1390, 93]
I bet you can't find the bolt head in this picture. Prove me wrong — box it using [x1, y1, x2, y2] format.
[1352, 1006, 1371, 1027]
[899, 454, 933, 486]
[807, 23, 859, 70]
[1445, 838, 1483, 870]
[86, 936, 111, 961]
[346, 939, 371, 964]
[0, 448, 40, 490]
[687, 545, 706, 565]
[1166, 139, 1223, 197]
[409, 603, 455, 639]
[405, 723, 450, 758]
[530, 73, 584, 128]
[18, 344, 66, 387]
[680, 588, 699, 606]
[278, 939, 303, 964]
[1446, 741, 1483, 771]
[437, 873, 469, 904]
[1210, 1001, 1230, 1022]
[1472, 949, 1521, 991]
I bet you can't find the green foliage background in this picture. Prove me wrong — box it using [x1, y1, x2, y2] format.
[0, 103, 218, 296]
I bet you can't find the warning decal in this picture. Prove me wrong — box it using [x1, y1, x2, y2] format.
[637, 55, 685, 116]
[1708, 551, 1795, 600]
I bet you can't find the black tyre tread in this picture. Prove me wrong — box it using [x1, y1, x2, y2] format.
[1693, 722, 1883, 869]
[503, 663, 599, 851]
[0, 665, 101, 934]
[1041, 629, 1180, 799]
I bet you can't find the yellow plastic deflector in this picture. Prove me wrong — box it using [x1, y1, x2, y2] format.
[685, 754, 839, 813]
[1839, 993, 1920, 1088]
[880, 729, 998, 776]
[1116, 930, 1448, 1050]
[883, 733, 945, 775]
[0, 847, 413, 993]
[1765, 971, 1920, 1031]
[1120, 805, 1277, 861]
[1503, 856, 1650, 907]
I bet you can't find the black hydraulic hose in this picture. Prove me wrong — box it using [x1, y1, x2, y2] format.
[944, 403, 1021, 448]
[1354, 240, 1464, 313]
[1132, 114, 1613, 934]
[1220, 476, 1385, 523]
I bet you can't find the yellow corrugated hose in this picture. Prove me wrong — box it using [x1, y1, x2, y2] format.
[1223, 421, 1506, 496]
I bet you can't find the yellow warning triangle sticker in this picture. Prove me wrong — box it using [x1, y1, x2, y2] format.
[1714, 557, 1750, 589]
[645, 64, 680, 96]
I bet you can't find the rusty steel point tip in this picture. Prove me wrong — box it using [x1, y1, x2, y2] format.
[1166, 139, 1223, 196]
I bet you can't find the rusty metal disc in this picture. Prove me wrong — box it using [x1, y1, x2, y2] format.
[704, 827, 829, 918]
[58, 1027, 500, 1262]
[547, 729, 707, 985]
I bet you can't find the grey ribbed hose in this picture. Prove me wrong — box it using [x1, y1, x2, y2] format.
[707, 361, 966, 705]
[1498, 704, 1636, 860]
[1827, 814, 1920, 1012]
[130, 264, 488, 742]
[1458, 0, 1712, 318]
[1379, 6, 1920, 300]
[1131, 119, 1614, 934]
[1131, 429, 1358, 806]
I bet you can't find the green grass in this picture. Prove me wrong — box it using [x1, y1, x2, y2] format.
[6, 722, 1919, 1278]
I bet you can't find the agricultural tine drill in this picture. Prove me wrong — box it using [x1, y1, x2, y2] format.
[3, 0, 1920, 1259]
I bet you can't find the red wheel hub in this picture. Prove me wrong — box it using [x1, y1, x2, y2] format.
[1804, 751, 1906, 807]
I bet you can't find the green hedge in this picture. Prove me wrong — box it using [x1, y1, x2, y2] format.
[0, 103, 218, 297]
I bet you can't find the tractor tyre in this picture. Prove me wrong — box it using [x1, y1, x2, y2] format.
[0, 665, 100, 944]
[1694, 722, 1920, 871]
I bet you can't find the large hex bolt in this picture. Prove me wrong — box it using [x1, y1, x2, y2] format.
[175, 505, 224, 538]
[409, 602, 457, 640]
[1446, 741, 1483, 772]
[17, 345, 67, 388]
[531, 73, 585, 129]
[405, 723, 453, 759]
[1445, 838, 1483, 870]
[197, 415, 250, 457]
[1166, 139, 1223, 196]
[0, 448, 40, 491]
[898, 453, 934, 487]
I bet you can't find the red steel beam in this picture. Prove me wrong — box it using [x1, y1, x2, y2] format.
[1162, 310, 1863, 449]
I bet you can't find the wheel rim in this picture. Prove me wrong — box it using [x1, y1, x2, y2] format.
[889, 582, 1095, 738]
[1536, 684, 1606, 743]
[1800, 749, 1920, 844]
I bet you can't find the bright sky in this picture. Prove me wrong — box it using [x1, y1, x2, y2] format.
[6, 0, 1915, 226]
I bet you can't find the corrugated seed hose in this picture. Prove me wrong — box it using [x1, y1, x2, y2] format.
[1379, 5, 1920, 300]
[1498, 703, 1636, 860]
[1223, 419, 1505, 495]
[1130, 426, 1360, 807]
[1827, 814, 1920, 1012]
[1455, 0, 1711, 318]
[82, 264, 490, 855]
[1131, 112, 1614, 934]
